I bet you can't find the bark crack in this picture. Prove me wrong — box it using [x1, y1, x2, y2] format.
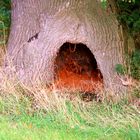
[27, 32, 39, 42]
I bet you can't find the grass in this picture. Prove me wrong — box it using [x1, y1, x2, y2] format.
[0, 98, 140, 140]
[1, 114, 139, 140]
[0, 81, 140, 140]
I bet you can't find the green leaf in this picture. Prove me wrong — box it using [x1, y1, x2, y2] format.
[115, 64, 126, 75]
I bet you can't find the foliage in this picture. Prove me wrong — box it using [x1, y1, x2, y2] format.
[117, 0, 140, 36]
[101, 0, 107, 9]
[0, 0, 11, 28]
[115, 49, 140, 80]
[0, 0, 11, 45]
[112, 0, 140, 80]
[115, 64, 126, 75]
[130, 49, 140, 79]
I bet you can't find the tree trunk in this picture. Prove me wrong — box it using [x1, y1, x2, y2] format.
[5, 0, 127, 93]
[107, 0, 135, 53]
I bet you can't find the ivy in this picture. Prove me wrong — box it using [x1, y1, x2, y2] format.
[117, 0, 140, 36]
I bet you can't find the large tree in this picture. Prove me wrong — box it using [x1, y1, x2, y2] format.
[5, 0, 129, 93]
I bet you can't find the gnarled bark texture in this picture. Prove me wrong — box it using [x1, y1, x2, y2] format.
[5, 0, 126, 93]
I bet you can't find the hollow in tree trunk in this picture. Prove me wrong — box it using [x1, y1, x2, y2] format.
[5, 0, 128, 94]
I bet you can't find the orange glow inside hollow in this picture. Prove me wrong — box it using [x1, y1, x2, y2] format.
[54, 43, 103, 92]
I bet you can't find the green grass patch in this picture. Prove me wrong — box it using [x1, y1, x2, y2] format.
[0, 93, 140, 140]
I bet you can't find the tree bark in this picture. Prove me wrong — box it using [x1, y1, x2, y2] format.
[5, 0, 127, 94]
[107, 0, 136, 54]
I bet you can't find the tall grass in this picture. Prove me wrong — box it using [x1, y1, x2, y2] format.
[0, 90, 140, 140]
[0, 71, 139, 140]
